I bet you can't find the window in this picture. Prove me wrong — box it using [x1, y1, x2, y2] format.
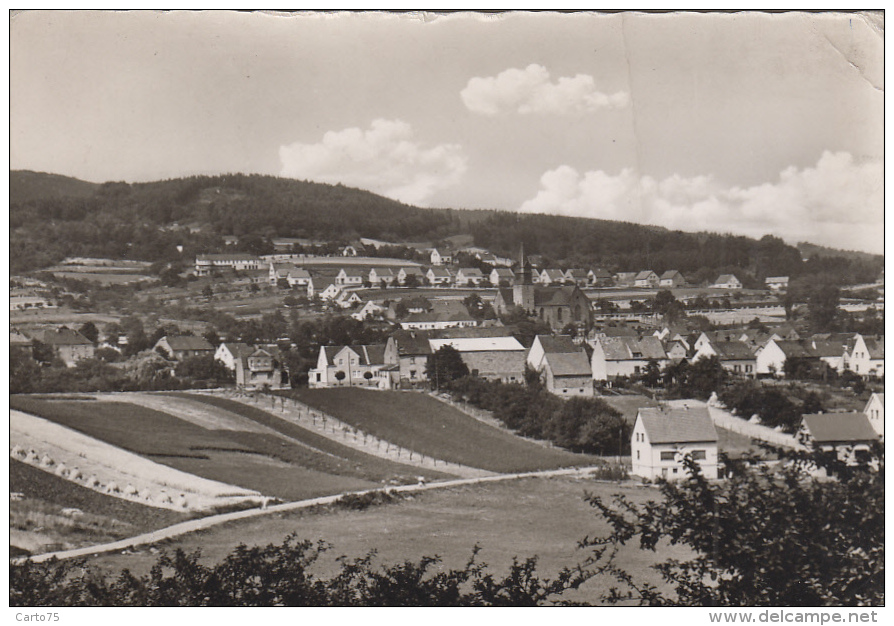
[338, 359, 343, 365]
[409, 370, 416, 379]
[636, 450, 640, 460]
[660, 451, 675, 461]
[316, 373, 321, 382]
[633, 366, 641, 374]
[672, 468, 678, 474]
[557, 308, 563, 322]
[691, 450, 707, 460]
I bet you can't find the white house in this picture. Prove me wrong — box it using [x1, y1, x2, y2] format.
[693, 340, 757, 376]
[307, 274, 340, 299]
[527, 334, 580, 372]
[634, 271, 660, 288]
[711, 274, 743, 289]
[843, 334, 884, 378]
[426, 266, 454, 287]
[800, 412, 879, 465]
[269, 263, 311, 287]
[430, 248, 453, 266]
[490, 267, 515, 287]
[398, 266, 426, 286]
[590, 335, 668, 381]
[195, 253, 262, 276]
[455, 267, 485, 287]
[631, 406, 719, 480]
[754, 339, 819, 377]
[659, 270, 686, 288]
[308, 344, 387, 388]
[864, 393, 884, 439]
[335, 290, 364, 309]
[351, 300, 386, 321]
[215, 342, 256, 371]
[336, 267, 367, 286]
[765, 276, 789, 291]
[539, 269, 566, 285]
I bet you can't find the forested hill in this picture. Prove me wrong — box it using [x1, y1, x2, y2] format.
[8, 170, 883, 286]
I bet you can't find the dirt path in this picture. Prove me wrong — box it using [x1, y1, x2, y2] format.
[14, 466, 610, 565]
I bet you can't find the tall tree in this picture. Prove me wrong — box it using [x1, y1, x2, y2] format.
[425, 345, 470, 390]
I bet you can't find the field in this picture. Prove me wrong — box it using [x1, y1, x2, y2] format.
[288, 388, 601, 472]
[84, 475, 688, 605]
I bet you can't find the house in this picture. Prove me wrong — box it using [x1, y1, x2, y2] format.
[428, 336, 527, 383]
[800, 412, 879, 465]
[539, 269, 566, 286]
[10, 331, 34, 359]
[400, 300, 478, 330]
[755, 339, 822, 378]
[341, 245, 359, 257]
[634, 271, 660, 288]
[426, 266, 454, 287]
[489, 267, 515, 287]
[765, 276, 790, 291]
[659, 270, 686, 288]
[864, 393, 884, 439]
[195, 253, 262, 276]
[564, 269, 589, 287]
[663, 339, 690, 363]
[384, 330, 433, 385]
[351, 300, 386, 321]
[588, 268, 613, 287]
[631, 406, 719, 480]
[335, 290, 364, 309]
[368, 267, 398, 287]
[27, 327, 96, 367]
[807, 338, 850, 372]
[386, 296, 432, 320]
[397, 266, 426, 286]
[235, 348, 289, 389]
[526, 334, 580, 372]
[693, 340, 757, 376]
[319, 282, 344, 301]
[215, 342, 256, 371]
[590, 335, 668, 381]
[614, 272, 638, 287]
[306, 273, 340, 299]
[541, 351, 595, 397]
[455, 267, 485, 287]
[154, 335, 215, 361]
[842, 334, 885, 379]
[308, 344, 387, 388]
[335, 267, 367, 286]
[430, 248, 453, 266]
[711, 274, 743, 289]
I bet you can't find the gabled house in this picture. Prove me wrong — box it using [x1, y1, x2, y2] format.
[539, 269, 566, 285]
[541, 351, 595, 397]
[317, 281, 343, 302]
[843, 334, 884, 379]
[335, 290, 364, 309]
[430, 248, 452, 266]
[614, 272, 638, 287]
[195, 253, 262, 276]
[28, 327, 95, 367]
[631, 406, 719, 480]
[800, 412, 879, 465]
[368, 267, 398, 287]
[454, 267, 485, 287]
[428, 336, 527, 383]
[386, 296, 432, 320]
[712, 274, 743, 289]
[308, 344, 387, 388]
[864, 393, 884, 439]
[755, 339, 822, 378]
[397, 266, 426, 286]
[526, 334, 580, 372]
[335, 267, 367, 286]
[235, 347, 289, 389]
[384, 330, 432, 385]
[659, 270, 686, 288]
[693, 340, 756, 376]
[307, 274, 340, 299]
[426, 266, 454, 287]
[587, 268, 613, 287]
[154, 335, 215, 361]
[663, 339, 690, 363]
[634, 271, 660, 288]
[489, 267, 515, 287]
[564, 269, 589, 287]
[399, 301, 478, 330]
[590, 335, 668, 381]
[215, 342, 256, 371]
[765, 276, 789, 291]
[269, 263, 312, 287]
[351, 300, 386, 322]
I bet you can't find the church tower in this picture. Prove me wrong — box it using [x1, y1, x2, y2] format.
[513, 242, 536, 313]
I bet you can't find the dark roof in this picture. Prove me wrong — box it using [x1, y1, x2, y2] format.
[597, 336, 667, 361]
[773, 340, 820, 358]
[589, 268, 612, 278]
[863, 336, 885, 359]
[801, 412, 879, 443]
[635, 270, 656, 280]
[163, 335, 214, 351]
[712, 341, 756, 361]
[220, 342, 256, 358]
[390, 330, 433, 356]
[32, 327, 93, 346]
[533, 286, 584, 307]
[535, 334, 580, 354]
[323, 344, 387, 366]
[638, 406, 718, 444]
[543, 351, 591, 377]
[809, 340, 848, 358]
[660, 270, 683, 280]
[10, 331, 33, 346]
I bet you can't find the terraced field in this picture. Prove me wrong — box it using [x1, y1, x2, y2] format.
[288, 389, 602, 472]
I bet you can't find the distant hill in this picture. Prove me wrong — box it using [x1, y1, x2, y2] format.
[9, 170, 99, 205]
[8, 170, 884, 288]
[797, 241, 883, 263]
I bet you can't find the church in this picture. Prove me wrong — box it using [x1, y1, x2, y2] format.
[493, 245, 593, 330]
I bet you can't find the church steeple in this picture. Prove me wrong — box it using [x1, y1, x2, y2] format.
[518, 242, 532, 286]
[513, 241, 535, 312]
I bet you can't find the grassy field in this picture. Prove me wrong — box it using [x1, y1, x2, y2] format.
[10, 460, 191, 555]
[84, 475, 687, 605]
[289, 389, 601, 472]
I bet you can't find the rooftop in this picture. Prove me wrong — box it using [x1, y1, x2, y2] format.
[638, 406, 718, 444]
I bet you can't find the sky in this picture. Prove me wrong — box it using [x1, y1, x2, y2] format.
[9, 10, 885, 254]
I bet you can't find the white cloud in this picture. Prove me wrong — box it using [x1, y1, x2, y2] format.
[519, 151, 883, 253]
[461, 64, 629, 116]
[279, 119, 467, 206]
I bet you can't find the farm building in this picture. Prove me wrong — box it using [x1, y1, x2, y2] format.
[526, 334, 580, 372]
[765, 276, 789, 291]
[195, 253, 262, 276]
[384, 330, 433, 385]
[26, 327, 95, 367]
[711, 274, 743, 289]
[634, 271, 660, 288]
[428, 336, 527, 383]
[541, 352, 595, 397]
[631, 406, 719, 480]
[659, 270, 686, 288]
[154, 335, 215, 361]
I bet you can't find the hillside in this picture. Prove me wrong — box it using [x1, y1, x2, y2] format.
[8, 170, 883, 286]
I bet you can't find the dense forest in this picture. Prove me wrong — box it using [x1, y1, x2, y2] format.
[9, 171, 883, 287]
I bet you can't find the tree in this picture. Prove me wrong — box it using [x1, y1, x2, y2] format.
[404, 273, 419, 289]
[174, 355, 233, 384]
[363, 371, 374, 385]
[425, 345, 470, 390]
[77, 321, 99, 344]
[334, 370, 346, 385]
[582, 450, 883, 605]
[202, 284, 214, 301]
[807, 284, 840, 333]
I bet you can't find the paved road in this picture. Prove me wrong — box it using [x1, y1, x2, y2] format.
[13, 466, 610, 565]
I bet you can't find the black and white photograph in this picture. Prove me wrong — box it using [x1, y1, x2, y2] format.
[7, 9, 885, 613]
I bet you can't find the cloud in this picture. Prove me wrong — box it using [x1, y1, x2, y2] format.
[279, 119, 467, 206]
[519, 151, 883, 253]
[461, 64, 629, 115]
